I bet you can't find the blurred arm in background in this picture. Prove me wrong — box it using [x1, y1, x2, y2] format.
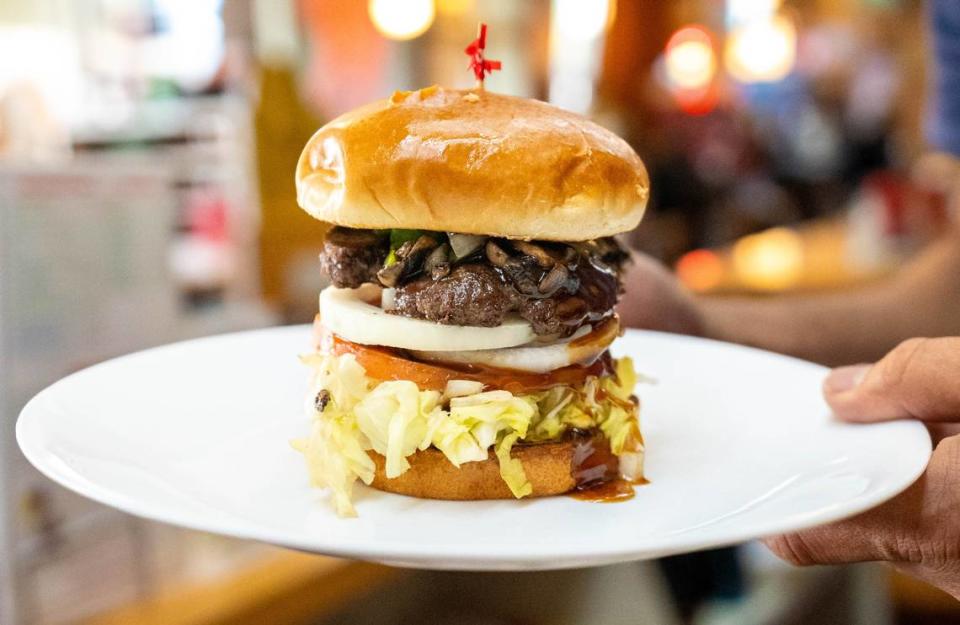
[621, 0, 960, 367]
[620, 212, 960, 367]
[619, 216, 960, 367]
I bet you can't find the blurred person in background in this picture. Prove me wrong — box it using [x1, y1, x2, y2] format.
[620, 0, 960, 600]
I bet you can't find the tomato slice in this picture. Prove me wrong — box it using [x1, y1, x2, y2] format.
[314, 319, 613, 393]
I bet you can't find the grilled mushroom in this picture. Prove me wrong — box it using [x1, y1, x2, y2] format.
[511, 240, 556, 268]
[538, 263, 569, 295]
[378, 235, 439, 286]
[424, 244, 451, 280]
[485, 240, 511, 267]
[376, 262, 405, 287]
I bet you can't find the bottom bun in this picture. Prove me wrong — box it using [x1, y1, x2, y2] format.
[368, 432, 615, 500]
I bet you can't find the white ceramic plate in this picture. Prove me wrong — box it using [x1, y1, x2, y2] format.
[17, 327, 930, 571]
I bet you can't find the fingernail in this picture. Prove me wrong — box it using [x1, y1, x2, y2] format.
[824, 365, 870, 394]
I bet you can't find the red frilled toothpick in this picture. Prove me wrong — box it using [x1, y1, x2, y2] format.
[465, 23, 501, 89]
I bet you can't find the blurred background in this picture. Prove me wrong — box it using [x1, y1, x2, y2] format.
[0, 0, 956, 624]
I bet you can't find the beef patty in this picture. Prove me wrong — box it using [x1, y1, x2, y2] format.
[318, 227, 386, 288]
[319, 227, 628, 336]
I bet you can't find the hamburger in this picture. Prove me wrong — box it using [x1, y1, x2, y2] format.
[292, 85, 649, 516]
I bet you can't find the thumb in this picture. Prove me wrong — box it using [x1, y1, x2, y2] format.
[822, 338, 960, 423]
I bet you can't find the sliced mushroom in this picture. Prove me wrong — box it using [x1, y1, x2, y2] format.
[376, 262, 405, 287]
[407, 235, 439, 258]
[431, 263, 451, 280]
[538, 263, 569, 295]
[380, 235, 439, 286]
[511, 240, 556, 268]
[485, 240, 511, 267]
[424, 244, 451, 280]
[501, 260, 542, 296]
[325, 226, 385, 248]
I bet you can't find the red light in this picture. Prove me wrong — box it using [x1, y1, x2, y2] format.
[676, 249, 724, 292]
[664, 25, 719, 115]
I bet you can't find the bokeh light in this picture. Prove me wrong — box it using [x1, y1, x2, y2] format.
[733, 227, 804, 291]
[368, 0, 436, 41]
[553, 0, 612, 42]
[726, 0, 781, 27]
[665, 26, 717, 91]
[725, 14, 797, 83]
[676, 249, 724, 292]
[436, 0, 473, 16]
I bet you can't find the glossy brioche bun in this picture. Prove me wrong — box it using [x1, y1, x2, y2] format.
[296, 86, 648, 241]
[368, 433, 611, 500]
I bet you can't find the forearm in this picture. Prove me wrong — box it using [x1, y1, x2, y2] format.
[699, 233, 960, 366]
[699, 290, 899, 366]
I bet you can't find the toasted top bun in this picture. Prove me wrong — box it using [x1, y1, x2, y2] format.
[296, 86, 648, 241]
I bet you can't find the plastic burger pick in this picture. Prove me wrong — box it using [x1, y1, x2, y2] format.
[465, 22, 501, 89]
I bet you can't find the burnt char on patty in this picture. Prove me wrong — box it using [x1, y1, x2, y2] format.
[319, 226, 629, 336]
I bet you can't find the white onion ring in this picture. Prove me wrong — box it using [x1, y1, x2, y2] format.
[319, 287, 536, 352]
[411, 317, 621, 373]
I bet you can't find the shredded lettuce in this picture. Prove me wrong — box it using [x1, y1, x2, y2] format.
[295, 352, 646, 515]
[291, 403, 375, 517]
[353, 381, 438, 478]
[448, 391, 536, 449]
[495, 432, 533, 498]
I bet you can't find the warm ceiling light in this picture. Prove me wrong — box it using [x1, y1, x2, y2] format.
[725, 14, 797, 83]
[368, 0, 436, 41]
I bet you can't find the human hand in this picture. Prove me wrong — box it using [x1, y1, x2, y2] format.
[617, 254, 705, 335]
[764, 337, 960, 599]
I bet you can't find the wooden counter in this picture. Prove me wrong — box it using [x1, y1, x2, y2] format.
[81, 552, 402, 625]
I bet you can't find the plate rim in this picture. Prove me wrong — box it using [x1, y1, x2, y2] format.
[15, 326, 933, 570]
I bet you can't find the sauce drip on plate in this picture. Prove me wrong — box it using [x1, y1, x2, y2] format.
[568, 432, 648, 503]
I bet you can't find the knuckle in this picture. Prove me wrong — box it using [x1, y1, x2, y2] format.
[938, 435, 960, 460]
[873, 338, 930, 395]
[767, 534, 820, 567]
[890, 531, 926, 564]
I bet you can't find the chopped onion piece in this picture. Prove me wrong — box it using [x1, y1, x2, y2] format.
[443, 380, 486, 400]
[381, 287, 397, 311]
[448, 233, 487, 259]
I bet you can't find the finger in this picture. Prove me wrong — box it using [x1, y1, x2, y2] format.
[823, 337, 960, 423]
[764, 467, 928, 566]
[766, 434, 957, 569]
[927, 423, 960, 446]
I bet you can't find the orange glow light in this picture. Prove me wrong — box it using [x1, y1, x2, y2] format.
[676, 249, 724, 292]
[663, 25, 719, 115]
[732, 227, 804, 291]
[665, 25, 717, 91]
